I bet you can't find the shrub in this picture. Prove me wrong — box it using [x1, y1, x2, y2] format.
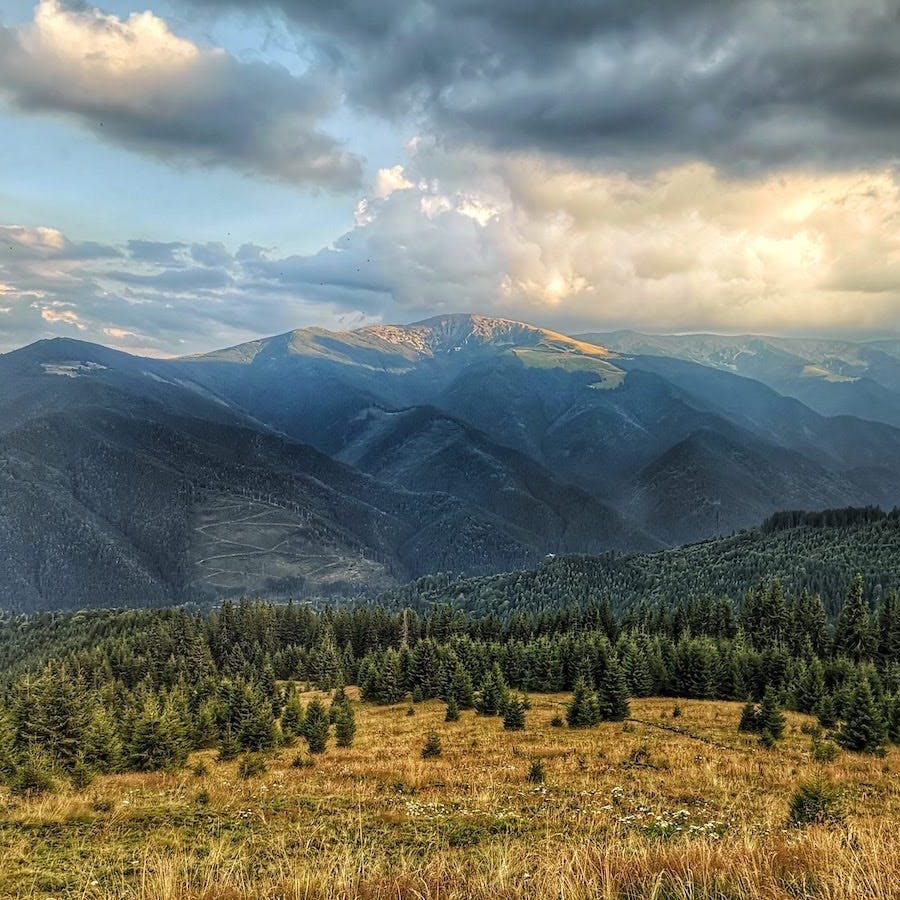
[421, 731, 442, 759]
[811, 738, 839, 763]
[672, 704, 682, 719]
[69, 760, 94, 792]
[550, 714, 564, 727]
[290, 753, 314, 769]
[192, 761, 209, 777]
[527, 758, 545, 784]
[788, 778, 845, 827]
[406, 705, 416, 717]
[9, 746, 56, 797]
[237, 753, 267, 779]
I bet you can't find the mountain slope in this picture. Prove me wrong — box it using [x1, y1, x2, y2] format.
[179, 314, 900, 544]
[378, 510, 900, 619]
[336, 404, 655, 553]
[0, 334, 651, 610]
[582, 330, 900, 429]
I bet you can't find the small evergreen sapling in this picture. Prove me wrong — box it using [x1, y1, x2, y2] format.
[421, 730, 442, 758]
[566, 677, 602, 728]
[502, 695, 527, 731]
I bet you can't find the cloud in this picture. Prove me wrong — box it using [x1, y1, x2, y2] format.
[0, 0, 362, 188]
[0, 223, 378, 354]
[4, 149, 900, 355]
[241, 145, 900, 336]
[184, 0, 900, 172]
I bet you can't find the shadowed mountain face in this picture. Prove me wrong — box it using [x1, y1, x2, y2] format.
[1, 313, 899, 611]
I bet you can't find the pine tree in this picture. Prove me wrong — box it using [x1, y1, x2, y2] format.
[445, 696, 460, 722]
[597, 659, 630, 722]
[834, 575, 871, 662]
[566, 677, 602, 728]
[475, 664, 509, 716]
[421, 731, 442, 758]
[838, 678, 887, 754]
[738, 701, 761, 733]
[303, 698, 330, 754]
[502, 695, 527, 730]
[334, 704, 356, 748]
[450, 664, 475, 709]
[758, 688, 785, 740]
[281, 693, 305, 739]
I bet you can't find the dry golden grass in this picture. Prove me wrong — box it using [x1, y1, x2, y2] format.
[2, 693, 900, 899]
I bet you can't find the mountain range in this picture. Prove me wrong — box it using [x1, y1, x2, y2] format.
[2, 313, 899, 611]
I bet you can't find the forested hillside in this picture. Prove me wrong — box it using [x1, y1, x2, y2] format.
[378, 508, 900, 620]
[1, 561, 899, 795]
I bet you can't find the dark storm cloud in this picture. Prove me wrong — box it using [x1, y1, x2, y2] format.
[0, 1, 362, 189]
[185, 0, 900, 170]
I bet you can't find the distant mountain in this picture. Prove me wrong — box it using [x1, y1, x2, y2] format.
[180, 313, 900, 523]
[581, 330, 900, 428]
[2, 314, 900, 611]
[0, 329, 648, 611]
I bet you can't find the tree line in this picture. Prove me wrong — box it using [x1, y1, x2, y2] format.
[1, 573, 899, 792]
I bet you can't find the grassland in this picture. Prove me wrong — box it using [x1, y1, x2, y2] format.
[2, 692, 899, 899]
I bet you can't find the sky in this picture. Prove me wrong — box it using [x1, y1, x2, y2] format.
[2, 0, 900, 356]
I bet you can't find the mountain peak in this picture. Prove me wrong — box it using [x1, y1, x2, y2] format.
[358, 313, 613, 358]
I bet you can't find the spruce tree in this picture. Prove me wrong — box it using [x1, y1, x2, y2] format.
[816, 694, 837, 729]
[597, 659, 630, 722]
[834, 575, 871, 662]
[838, 678, 887, 754]
[475, 664, 509, 716]
[502, 695, 527, 731]
[281, 694, 305, 740]
[334, 704, 356, 748]
[758, 688, 786, 741]
[738, 700, 761, 733]
[303, 698, 330, 754]
[566, 677, 602, 728]
[445, 696, 460, 722]
[238, 685, 278, 752]
[450, 664, 475, 709]
[81, 705, 123, 774]
[421, 731, 442, 758]
[218, 726, 241, 761]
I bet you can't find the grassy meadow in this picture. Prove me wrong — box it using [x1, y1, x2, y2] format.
[2, 691, 899, 899]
